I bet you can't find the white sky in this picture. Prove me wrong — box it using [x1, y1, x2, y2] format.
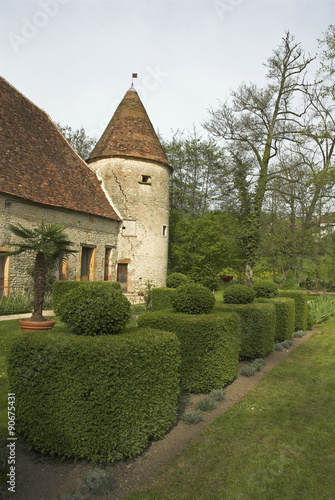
[1, 0, 334, 141]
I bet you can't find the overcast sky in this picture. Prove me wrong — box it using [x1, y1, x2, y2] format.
[1, 0, 334, 142]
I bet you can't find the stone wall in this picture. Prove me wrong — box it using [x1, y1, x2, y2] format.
[0, 194, 120, 293]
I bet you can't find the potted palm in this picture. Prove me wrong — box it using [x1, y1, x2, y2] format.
[6, 220, 77, 332]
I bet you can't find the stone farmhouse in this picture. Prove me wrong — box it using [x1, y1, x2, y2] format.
[0, 76, 171, 298]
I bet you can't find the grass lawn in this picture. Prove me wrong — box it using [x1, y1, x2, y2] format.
[125, 317, 335, 500]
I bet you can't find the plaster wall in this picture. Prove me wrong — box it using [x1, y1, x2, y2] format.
[90, 157, 170, 292]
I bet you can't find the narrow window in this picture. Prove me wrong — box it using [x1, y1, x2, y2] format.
[104, 247, 113, 281]
[162, 225, 167, 236]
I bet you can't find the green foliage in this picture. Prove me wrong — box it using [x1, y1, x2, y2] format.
[278, 290, 309, 331]
[216, 302, 276, 359]
[7, 328, 180, 462]
[241, 358, 266, 377]
[223, 285, 255, 304]
[166, 272, 190, 288]
[241, 365, 256, 377]
[56, 493, 86, 500]
[274, 343, 284, 351]
[171, 283, 215, 314]
[57, 123, 97, 160]
[307, 295, 335, 324]
[0, 293, 32, 315]
[57, 284, 131, 335]
[168, 211, 242, 288]
[209, 388, 226, 402]
[255, 297, 295, 342]
[83, 468, 113, 495]
[182, 410, 203, 425]
[138, 311, 241, 393]
[253, 280, 278, 298]
[52, 280, 121, 315]
[292, 330, 307, 338]
[282, 339, 293, 348]
[281, 270, 300, 290]
[196, 397, 216, 412]
[151, 287, 176, 311]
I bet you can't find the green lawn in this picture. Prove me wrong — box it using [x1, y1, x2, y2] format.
[126, 318, 335, 500]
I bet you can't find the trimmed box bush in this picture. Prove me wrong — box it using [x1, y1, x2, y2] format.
[52, 280, 121, 315]
[255, 297, 295, 342]
[223, 285, 255, 304]
[278, 289, 309, 331]
[7, 328, 180, 463]
[57, 284, 131, 335]
[253, 280, 279, 298]
[215, 302, 276, 359]
[138, 311, 241, 393]
[151, 287, 176, 311]
[166, 272, 189, 288]
[172, 283, 215, 314]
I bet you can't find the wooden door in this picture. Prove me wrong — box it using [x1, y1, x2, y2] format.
[117, 264, 128, 291]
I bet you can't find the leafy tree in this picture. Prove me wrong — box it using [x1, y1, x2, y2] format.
[161, 128, 229, 216]
[204, 32, 314, 279]
[168, 211, 242, 288]
[5, 221, 77, 321]
[318, 24, 335, 98]
[56, 123, 97, 160]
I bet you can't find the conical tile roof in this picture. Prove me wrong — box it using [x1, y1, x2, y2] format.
[88, 87, 170, 168]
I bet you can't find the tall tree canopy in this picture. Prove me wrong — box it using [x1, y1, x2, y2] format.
[203, 32, 314, 279]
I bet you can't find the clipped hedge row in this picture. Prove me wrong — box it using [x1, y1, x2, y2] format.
[151, 287, 176, 311]
[278, 290, 309, 331]
[215, 302, 276, 359]
[255, 297, 295, 342]
[52, 280, 121, 315]
[7, 328, 180, 463]
[138, 311, 241, 393]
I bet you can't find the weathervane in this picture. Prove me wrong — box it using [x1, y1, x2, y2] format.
[132, 73, 138, 85]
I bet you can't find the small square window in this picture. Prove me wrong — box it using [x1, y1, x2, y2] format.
[140, 175, 151, 184]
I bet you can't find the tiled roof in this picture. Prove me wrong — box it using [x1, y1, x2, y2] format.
[88, 87, 171, 169]
[0, 76, 120, 221]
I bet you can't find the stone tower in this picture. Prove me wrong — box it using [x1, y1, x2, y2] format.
[87, 85, 171, 293]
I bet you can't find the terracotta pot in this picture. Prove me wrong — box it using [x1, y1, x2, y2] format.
[18, 319, 55, 333]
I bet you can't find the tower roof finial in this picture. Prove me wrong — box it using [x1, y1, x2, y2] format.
[130, 73, 138, 91]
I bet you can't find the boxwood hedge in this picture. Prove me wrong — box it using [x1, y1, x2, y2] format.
[57, 284, 131, 335]
[278, 289, 309, 331]
[7, 328, 180, 463]
[52, 281, 121, 315]
[138, 311, 241, 393]
[215, 302, 276, 359]
[255, 297, 295, 342]
[151, 287, 176, 311]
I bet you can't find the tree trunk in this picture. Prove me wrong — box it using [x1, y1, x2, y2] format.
[31, 251, 47, 321]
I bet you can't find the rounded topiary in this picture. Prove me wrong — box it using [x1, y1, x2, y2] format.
[57, 284, 131, 335]
[223, 284, 255, 304]
[253, 280, 279, 298]
[166, 272, 189, 288]
[171, 283, 215, 314]
[281, 270, 300, 290]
